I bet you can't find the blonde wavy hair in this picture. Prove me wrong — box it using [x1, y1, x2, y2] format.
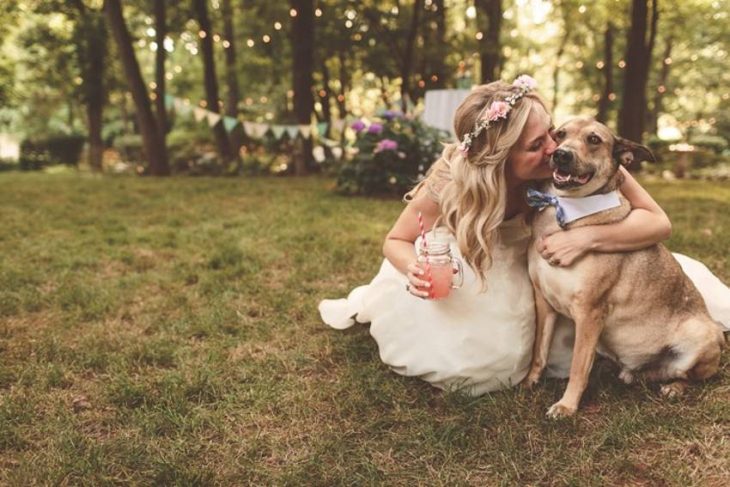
[409, 81, 549, 287]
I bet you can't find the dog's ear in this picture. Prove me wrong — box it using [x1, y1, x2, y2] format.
[613, 137, 655, 166]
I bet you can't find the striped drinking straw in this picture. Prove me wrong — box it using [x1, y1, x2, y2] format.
[417, 212, 433, 298]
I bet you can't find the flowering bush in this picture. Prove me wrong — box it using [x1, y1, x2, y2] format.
[336, 112, 449, 196]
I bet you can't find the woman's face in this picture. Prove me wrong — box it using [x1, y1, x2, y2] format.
[506, 105, 556, 183]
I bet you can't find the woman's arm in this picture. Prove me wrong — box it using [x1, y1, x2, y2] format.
[538, 166, 672, 266]
[383, 190, 441, 298]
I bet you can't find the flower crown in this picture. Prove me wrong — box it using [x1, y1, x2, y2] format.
[458, 75, 538, 154]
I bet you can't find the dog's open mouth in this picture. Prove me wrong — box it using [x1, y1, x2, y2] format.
[552, 168, 594, 188]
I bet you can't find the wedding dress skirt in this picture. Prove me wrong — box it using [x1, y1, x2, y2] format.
[319, 217, 730, 396]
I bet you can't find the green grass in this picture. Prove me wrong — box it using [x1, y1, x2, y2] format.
[0, 172, 728, 485]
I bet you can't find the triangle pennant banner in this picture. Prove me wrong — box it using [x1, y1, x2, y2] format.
[243, 121, 270, 139]
[317, 122, 328, 136]
[270, 126, 286, 140]
[284, 125, 299, 139]
[298, 125, 312, 138]
[164, 94, 175, 110]
[207, 111, 222, 127]
[223, 116, 239, 133]
[193, 107, 207, 122]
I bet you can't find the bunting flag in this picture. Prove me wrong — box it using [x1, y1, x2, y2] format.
[206, 112, 222, 127]
[223, 116, 239, 133]
[284, 125, 299, 140]
[317, 122, 328, 136]
[270, 126, 286, 140]
[312, 146, 325, 163]
[243, 121, 270, 139]
[174, 98, 192, 116]
[298, 125, 312, 138]
[164, 94, 175, 110]
[193, 107, 207, 122]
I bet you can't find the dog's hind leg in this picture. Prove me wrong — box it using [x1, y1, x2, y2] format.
[524, 287, 558, 388]
[547, 307, 605, 418]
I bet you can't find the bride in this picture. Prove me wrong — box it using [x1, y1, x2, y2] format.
[319, 76, 730, 396]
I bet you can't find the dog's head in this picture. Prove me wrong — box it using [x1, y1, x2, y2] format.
[550, 117, 655, 197]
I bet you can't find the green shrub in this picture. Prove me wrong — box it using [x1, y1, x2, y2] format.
[0, 158, 18, 172]
[113, 134, 144, 163]
[19, 134, 85, 170]
[336, 111, 449, 196]
[689, 134, 728, 154]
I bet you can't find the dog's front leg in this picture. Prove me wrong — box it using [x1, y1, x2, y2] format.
[524, 286, 558, 388]
[547, 307, 605, 418]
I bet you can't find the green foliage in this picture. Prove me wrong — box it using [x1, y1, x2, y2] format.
[336, 113, 448, 196]
[19, 134, 85, 170]
[689, 134, 728, 154]
[113, 134, 144, 163]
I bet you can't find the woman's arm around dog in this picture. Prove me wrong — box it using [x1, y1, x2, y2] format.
[538, 166, 672, 266]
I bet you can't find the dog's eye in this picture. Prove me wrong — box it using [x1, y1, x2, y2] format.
[588, 134, 602, 145]
[553, 129, 566, 140]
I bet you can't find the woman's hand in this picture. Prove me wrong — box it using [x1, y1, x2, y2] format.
[406, 262, 432, 298]
[537, 227, 595, 267]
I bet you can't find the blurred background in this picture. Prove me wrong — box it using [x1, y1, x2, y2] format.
[0, 0, 728, 190]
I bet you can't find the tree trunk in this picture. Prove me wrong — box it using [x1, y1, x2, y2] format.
[401, 0, 423, 112]
[336, 50, 349, 119]
[154, 0, 167, 135]
[289, 0, 315, 176]
[221, 0, 243, 155]
[193, 0, 233, 162]
[648, 36, 672, 135]
[618, 0, 659, 143]
[597, 23, 615, 124]
[320, 61, 332, 138]
[476, 0, 502, 83]
[431, 0, 447, 88]
[80, 11, 107, 171]
[104, 0, 169, 175]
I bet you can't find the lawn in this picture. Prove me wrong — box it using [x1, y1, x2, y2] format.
[0, 172, 728, 485]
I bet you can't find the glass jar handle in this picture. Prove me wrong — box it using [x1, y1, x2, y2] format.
[451, 257, 464, 289]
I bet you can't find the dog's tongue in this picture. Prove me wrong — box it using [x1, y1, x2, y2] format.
[553, 169, 590, 185]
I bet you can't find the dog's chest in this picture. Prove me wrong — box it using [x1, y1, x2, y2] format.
[527, 247, 590, 318]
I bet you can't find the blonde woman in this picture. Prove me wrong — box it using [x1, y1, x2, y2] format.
[320, 77, 730, 395]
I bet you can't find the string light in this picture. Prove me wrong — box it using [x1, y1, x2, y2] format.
[418, 80, 426, 88]
[596, 61, 605, 69]
[315, 8, 322, 17]
[618, 60, 626, 68]
[475, 32, 483, 40]
[658, 85, 666, 93]
[592, 94, 600, 101]
[149, 82, 157, 89]
[263, 35, 271, 43]
[431, 75, 438, 82]
[664, 57, 672, 65]
[575, 61, 584, 68]
[223, 40, 230, 48]
[245, 97, 253, 105]
[289, 9, 297, 17]
[198, 30, 207, 39]
[274, 22, 282, 30]
[260, 96, 268, 103]
[165, 73, 173, 80]
[318, 89, 327, 97]
[213, 34, 221, 42]
[345, 20, 353, 28]
[247, 39, 255, 47]
[579, 5, 587, 13]
[608, 93, 616, 101]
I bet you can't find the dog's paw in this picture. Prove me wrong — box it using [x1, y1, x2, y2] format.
[546, 402, 577, 419]
[660, 381, 687, 399]
[618, 369, 635, 384]
[522, 372, 542, 389]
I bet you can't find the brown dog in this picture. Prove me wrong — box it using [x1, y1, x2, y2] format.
[525, 117, 725, 418]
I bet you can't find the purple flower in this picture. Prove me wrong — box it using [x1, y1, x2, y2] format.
[367, 123, 383, 135]
[381, 110, 403, 121]
[350, 120, 366, 132]
[374, 139, 398, 153]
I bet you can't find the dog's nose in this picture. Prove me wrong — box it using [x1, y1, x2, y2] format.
[553, 149, 574, 167]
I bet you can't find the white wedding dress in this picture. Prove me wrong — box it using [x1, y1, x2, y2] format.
[319, 216, 730, 396]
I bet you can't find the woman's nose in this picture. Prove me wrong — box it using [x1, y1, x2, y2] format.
[545, 136, 557, 155]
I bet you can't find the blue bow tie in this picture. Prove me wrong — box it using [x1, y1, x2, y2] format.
[526, 188, 567, 228]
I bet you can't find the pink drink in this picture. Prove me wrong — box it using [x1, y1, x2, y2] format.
[428, 262, 454, 299]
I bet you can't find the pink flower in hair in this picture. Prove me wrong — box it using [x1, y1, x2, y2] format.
[513, 74, 538, 90]
[485, 101, 510, 121]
